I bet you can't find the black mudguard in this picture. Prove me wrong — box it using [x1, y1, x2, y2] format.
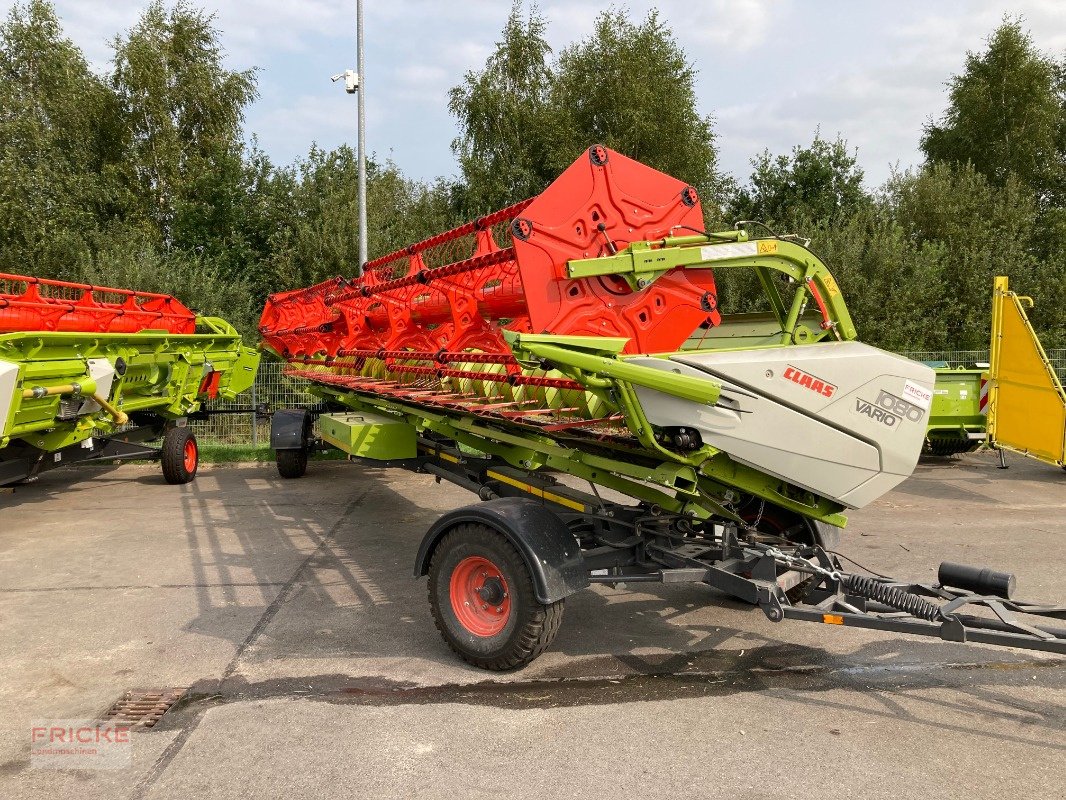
[271, 408, 311, 450]
[414, 498, 589, 604]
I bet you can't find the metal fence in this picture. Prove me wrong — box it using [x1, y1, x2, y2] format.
[193, 349, 1066, 446]
[903, 348, 1066, 379]
[190, 359, 317, 446]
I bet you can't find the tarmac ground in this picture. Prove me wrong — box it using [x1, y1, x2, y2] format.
[0, 449, 1063, 799]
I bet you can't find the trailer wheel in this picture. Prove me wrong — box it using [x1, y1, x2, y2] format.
[428, 523, 563, 670]
[276, 448, 308, 479]
[161, 428, 198, 484]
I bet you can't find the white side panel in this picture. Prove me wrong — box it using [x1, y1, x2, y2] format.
[632, 363, 882, 503]
[632, 342, 935, 509]
[0, 359, 19, 436]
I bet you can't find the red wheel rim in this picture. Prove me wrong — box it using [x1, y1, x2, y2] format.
[449, 556, 511, 637]
[742, 511, 787, 535]
[183, 439, 197, 473]
[742, 507, 813, 545]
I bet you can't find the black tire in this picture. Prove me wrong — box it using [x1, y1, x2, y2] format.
[161, 427, 198, 485]
[276, 448, 308, 479]
[738, 498, 840, 551]
[428, 523, 563, 670]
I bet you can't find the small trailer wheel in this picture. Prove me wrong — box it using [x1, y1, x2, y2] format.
[428, 523, 563, 670]
[161, 428, 198, 484]
[276, 448, 308, 479]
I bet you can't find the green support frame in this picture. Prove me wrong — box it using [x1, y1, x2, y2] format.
[567, 232, 858, 345]
[1, 317, 260, 453]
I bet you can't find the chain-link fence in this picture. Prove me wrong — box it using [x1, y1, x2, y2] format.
[193, 349, 1066, 446]
[191, 359, 317, 446]
[904, 348, 1066, 380]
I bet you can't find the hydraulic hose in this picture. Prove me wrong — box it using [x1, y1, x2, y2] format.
[21, 382, 128, 425]
[88, 392, 129, 425]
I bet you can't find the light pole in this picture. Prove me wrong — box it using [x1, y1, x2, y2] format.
[355, 0, 366, 275]
[331, 0, 367, 276]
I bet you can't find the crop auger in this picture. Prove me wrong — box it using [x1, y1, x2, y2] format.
[260, 146, 1065, 670]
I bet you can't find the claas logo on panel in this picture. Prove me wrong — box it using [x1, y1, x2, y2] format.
[783, 365, 837, 398]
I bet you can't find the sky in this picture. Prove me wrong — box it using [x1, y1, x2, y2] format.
[15, 0, 1066, 189]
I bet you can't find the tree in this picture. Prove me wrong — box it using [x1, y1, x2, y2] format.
[888, 161, 1041, 348]
[921, 20, 1066, 207]
[717, 134, 869, 327]
[448, 2, 557, 214]
[801, 204, 950, 352]
[450, 6, 724, 215]
[110, 1, 258, 246]
[265, 145, 462, 292]
[730, 133, 869, 226]
[168, 139, 282, 280]
[0, 0, 118, 277]
[918, 19, 1066, 348]
[550, 9, 720, 206]
[81, 227, 258, 334]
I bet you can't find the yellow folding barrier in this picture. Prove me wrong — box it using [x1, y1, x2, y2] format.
[987, 276, 1066, 468]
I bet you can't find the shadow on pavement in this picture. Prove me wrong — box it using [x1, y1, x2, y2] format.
[154, 462, 1051, 685]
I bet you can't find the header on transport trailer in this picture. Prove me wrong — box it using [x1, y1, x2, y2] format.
[0, 273, 260, 487]
[261, 146, 1065, 669]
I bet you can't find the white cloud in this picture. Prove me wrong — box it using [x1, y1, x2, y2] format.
[44, 0, 349, 68]
[540, 0, 779, 54]
[713, 0, 1066, 187]
[251, 93, 347, 155]
[686, 0, 779, 53]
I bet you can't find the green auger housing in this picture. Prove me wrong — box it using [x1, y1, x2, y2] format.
[0, 273, 259, 486]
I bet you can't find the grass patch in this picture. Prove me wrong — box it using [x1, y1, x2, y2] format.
[196, 444, 350, 464]
[198, 444, 275, 463]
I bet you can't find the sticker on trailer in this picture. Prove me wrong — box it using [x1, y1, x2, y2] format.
[699, 242, 757, 261]
[901, 380, 932, 410]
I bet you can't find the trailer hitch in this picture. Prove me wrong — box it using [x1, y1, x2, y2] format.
[753, 546, 1066, 656]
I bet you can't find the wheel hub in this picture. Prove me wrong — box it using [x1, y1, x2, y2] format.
[476, 576, 505, 605]
[449, 556, 511, 637]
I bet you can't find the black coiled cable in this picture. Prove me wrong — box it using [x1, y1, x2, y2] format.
[843, 574, 944, 622]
